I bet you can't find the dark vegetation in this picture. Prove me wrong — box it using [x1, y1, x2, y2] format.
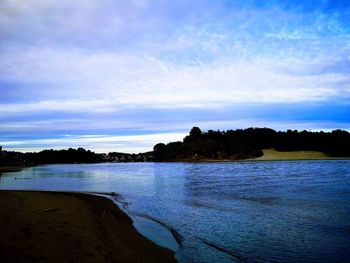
[0, 147, 152, 168]
[152, 127, 350, 161]
[1, 148, 102, 167]
[1, 127, 350, 168]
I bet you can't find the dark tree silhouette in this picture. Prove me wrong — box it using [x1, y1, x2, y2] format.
[152, 127, 350, 161]
[189, 127, 202, 137]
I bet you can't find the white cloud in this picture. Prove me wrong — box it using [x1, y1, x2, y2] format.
[1, 45, 349, 115]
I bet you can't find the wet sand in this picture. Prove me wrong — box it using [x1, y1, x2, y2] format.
[0, 190, 177, 263]
[0, 166, 27, 173]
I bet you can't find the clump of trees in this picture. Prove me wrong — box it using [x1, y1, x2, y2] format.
[25, 148, 103, 164]
[153, 127, 350, 161]
[0, 148, 105, 167]
[0, 147, 154, 167]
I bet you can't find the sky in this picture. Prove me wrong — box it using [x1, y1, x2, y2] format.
[0, 0, 350, 153]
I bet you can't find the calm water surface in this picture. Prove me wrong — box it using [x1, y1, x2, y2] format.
[1, 161, 350, 263]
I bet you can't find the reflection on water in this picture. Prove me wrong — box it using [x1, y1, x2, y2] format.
[1, 161, 350, 263]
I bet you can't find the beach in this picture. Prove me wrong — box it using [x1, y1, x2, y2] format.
[254, 148, 332, 160]
[0, 190, 176, 263]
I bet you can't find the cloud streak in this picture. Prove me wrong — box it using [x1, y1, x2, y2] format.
[1, 47, 349, 109]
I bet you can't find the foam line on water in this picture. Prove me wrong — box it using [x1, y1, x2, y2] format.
[194, 236, 251, 263]
[129, 211, 184, 246]
[93, 191, 251, 262]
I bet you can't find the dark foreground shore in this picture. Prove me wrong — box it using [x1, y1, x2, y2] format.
[0, 166, 27, 173]
[0, 190, 176, 263]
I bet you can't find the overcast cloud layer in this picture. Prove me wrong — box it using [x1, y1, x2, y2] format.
[1, 0, 350, 152]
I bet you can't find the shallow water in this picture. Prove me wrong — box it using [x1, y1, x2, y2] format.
[1, 161, 350, 263]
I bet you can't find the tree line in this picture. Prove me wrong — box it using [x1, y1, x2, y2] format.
[153, 127, 350, 161]
[0, 148, 153, 167]
[1, 127, 350, 166]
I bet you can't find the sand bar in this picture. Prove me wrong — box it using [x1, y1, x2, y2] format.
[0, 190, 177, 263]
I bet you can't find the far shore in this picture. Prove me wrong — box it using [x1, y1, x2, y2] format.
[0, 149, 348, 173]
[0, 190, 177, 263]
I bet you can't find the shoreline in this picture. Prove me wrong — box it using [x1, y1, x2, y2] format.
[161, 149, 350, 162]
[0, 166, 28, 173]
[1, 156, 349, 173]
[0, 190, 177, 263]
[1, 149, 349, 171]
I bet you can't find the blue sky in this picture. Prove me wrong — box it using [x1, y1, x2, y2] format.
[1, 0, 349, 152]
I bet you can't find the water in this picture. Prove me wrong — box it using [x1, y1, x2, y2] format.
[1, 161, 350, 263]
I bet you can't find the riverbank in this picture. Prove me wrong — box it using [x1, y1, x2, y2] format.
[164, 149, 341, 162]
[0, 166, 27, 173]
[0, 190, 176, 263]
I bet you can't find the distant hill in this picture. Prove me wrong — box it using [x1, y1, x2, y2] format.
[152, 127, 350, 161]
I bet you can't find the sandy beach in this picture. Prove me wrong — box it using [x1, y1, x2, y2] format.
[254, 148, 332, 161]
[0, 190, 176, 263]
